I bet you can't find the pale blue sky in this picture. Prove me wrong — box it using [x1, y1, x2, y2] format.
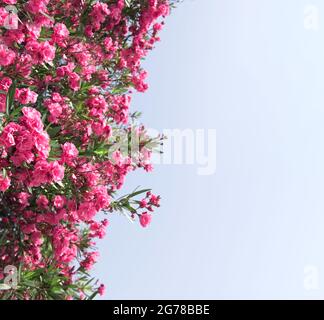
[95, 0, 324, 299]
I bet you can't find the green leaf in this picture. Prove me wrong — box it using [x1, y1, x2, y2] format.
[0, 284, 11, 291]
[122, 202, 136, 213]
[0, 230, 7, 246]
[6, 81, 16, 116]
[47, 126, 61, 138]
[87, 291, 98, 300]
[128, 188, 151, 198]
[9, 105, 23, 119]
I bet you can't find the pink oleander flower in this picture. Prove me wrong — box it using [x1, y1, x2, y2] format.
[16, 192, 30, 208]
[26, 40, 55, 64]
[0, 45, 16, 66]
[15, 88, 38, 104]
[0, 174, 10, 192]
[36, 195, 49, 208]
[21, 107, 44, 132]
[53, 195, 66, 209]
[52, 23, 69, 45]
[98, 284, 105, 296]
[139, 212, 152, 228]
[0, 77, 12, 91]
[50, 161, 65, 182]
[61, 142, 78, 159]
[26, 0, 49, 14]
[0, 123, 20, 148]
[29, 160, 64, 187]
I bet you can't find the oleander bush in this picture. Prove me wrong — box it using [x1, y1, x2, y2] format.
[0, 0, 173, 300]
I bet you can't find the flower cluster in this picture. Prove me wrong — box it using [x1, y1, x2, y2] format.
[0, 0, 172, 300]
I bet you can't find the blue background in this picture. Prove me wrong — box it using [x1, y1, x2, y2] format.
[95, 0, 324, 299]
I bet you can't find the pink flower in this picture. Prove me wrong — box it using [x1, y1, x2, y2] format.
[61, 142, 78, 165]
[0, 77, 12, 91]
[50, 161, 65, 182]
[11, 150, 35, 166]
[153, 23, 163, 33]
[0, 45, 16, 66]
[53, 23, 69, 38]
[21, 223, 36, 234]
[52, 225, 78, 263]
[34, 131, 50, 159]
[31, 231, 43, 246]
[15, 88, 38, 104]
[89, 2, 110, 31]
[21, 107, 44, 133]
[52, 23, 69, 46]
[78, 202, 97, 221]
[80, 251, 99, 270]
[39, 41, 56, 63]
[25, 40, 55, 64]
[36, 195, 49, 208]
[139, 212, 152, 228]
[53, 195, 66, 209]
[46, 101, 62, 123]
[139, 199, 147, 208]
[149, 194, 160, 206]
[15, 130, 35, 152]
[0, 174, 10, 192]
[68, 72, 80, 91]
[0, 123, 21, 148]
[98, 284, 105, 296]
[89, 219, 108, 239]
[104, 37, 113, 51]
[62, 142, 78, 158]
[2, 0, 17, 4]
[16, 192, 30, 208]
[26, 0, 49, 14]
[30, 160, 64, 187]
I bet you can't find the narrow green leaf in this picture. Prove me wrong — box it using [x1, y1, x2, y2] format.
[6, 81, 16, 116]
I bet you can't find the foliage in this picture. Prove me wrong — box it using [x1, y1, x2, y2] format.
[0, 0, 170, 299]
